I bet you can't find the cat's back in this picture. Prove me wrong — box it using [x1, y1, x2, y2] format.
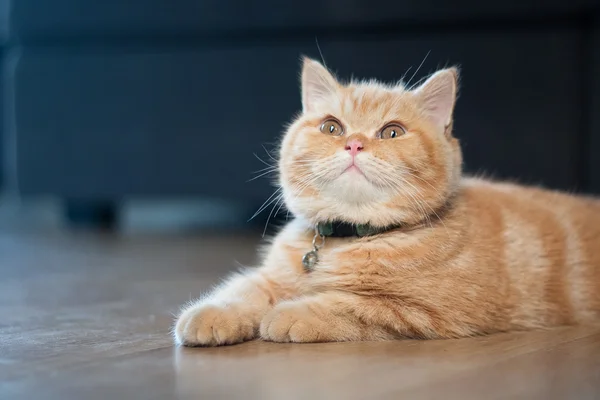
[461, 176, 600, 217]
[457, 177, 600, 324]
[459, 176, 600, 242]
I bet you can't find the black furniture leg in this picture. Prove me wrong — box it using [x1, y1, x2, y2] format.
[63, 200, 118, 230]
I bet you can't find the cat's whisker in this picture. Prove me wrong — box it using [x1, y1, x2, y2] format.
[397, 167, 445, 197]
[262, 192, 285, 237]
[284, 170, 325, 204]
[273, 194, 287, 218]
[400, 66, 413, 85]
[403, 174, 447, 207]
[395, 183, 432, 228]
[398, 176, 449, 235]
[291, 171, 330, 197]
[289, 166, 335, 204]
[252, 165, 278, 174]
[405, 50, 431, 88]
[249, 187, 283, 221]
[315, 37, 327, 67]
[291, 160, 340, 185]
[292, 155, 337, 165]
[364, 159, 447, 226]
[261, 144, 279, 163]
[395, 168, 448, 206]
[247, 168, 278, 182]
[365, 164, 434, 228]
[253, 152, 275, 168]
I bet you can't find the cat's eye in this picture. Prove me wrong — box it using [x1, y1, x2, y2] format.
[379, 124, 406, 139]
[320, 119, 344, 136]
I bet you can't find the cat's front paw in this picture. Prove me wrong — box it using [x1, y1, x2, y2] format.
[260, 300, 329, 343]
[174, 303, 257, 346]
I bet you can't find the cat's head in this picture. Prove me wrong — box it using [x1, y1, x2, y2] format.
[279, 58, 463, 228]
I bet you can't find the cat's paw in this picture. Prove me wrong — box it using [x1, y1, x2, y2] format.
[174, 303, 257, 346]
[260, 300, 329, 343]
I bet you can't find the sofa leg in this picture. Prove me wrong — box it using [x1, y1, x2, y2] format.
[63, 200, 118, 230]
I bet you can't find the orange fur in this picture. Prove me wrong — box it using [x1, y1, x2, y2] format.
[174, 58, 600, 346]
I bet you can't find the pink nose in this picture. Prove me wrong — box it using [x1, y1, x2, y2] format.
[345, 139, 364, 156]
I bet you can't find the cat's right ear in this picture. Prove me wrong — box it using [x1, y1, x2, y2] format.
[413, 68, 459, 129]
[301, 57, 338, 112]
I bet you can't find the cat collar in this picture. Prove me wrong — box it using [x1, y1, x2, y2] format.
[301, 221, 397, 271]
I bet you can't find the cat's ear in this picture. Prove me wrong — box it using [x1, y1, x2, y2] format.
[413, 68, 459, 129]
[301, 57, 338, 112]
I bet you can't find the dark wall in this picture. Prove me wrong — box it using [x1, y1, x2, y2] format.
[12, 30, 586, 196]
[0, 1, 8, 191]
[590, 24, 600, 190]
[0, 48, 3, 191]
[3, 1, 600, 214]
[8, 0, 595, 37]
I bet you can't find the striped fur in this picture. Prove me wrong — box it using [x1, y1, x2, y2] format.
[174, 58, 600, 346]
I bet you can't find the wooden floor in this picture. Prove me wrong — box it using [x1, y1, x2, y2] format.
[1, 228, 600, 400]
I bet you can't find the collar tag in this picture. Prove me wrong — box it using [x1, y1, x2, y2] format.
[302, 225, 325, 271]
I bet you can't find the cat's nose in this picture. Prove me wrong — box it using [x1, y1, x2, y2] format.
[345, 139, 364, 156]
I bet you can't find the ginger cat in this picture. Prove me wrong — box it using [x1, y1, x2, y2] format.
[174, 58, 600, 346]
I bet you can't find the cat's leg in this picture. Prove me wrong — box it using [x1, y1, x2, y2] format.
[260, 292, 402, 343]
[174, 264, 299, 347]
[259, 290, 471, 343]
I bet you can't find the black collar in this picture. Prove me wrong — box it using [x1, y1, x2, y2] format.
[317, 221, 398, 238]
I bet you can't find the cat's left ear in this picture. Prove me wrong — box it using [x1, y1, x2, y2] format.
[413, 68, 459, 129]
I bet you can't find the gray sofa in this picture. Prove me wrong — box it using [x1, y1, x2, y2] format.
[2, 0, 599, 229]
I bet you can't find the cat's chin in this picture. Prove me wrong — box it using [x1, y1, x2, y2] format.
[283, 171, 394, 223]
[322, 172, 391, 205]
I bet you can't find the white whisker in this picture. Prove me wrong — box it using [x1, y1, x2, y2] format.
[405, 50, 431, 88]
[253, 152, 275, 168]
[249, 187, 283, 221]
[262, 192, 285, 237]
[247, 168, 278, 182]
[261, 144, 279, 163]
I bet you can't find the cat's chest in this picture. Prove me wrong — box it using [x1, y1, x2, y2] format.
[282, 234, 379, 274]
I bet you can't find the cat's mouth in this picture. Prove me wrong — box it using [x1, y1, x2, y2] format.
[343, 163, 366, 177]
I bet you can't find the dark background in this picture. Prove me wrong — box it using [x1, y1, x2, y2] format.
[1, 0, 599, 233]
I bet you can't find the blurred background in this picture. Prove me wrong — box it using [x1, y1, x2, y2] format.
[0, 0, 599, 235]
